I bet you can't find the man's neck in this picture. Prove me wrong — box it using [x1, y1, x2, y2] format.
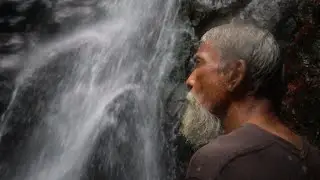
[223, 97, 303, 149]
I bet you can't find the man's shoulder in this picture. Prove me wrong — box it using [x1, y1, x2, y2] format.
[197, 123, 274, 160]
[185, 124, 273, 180]
[308, 142, 320, 155]
[306, 142, 320, 176]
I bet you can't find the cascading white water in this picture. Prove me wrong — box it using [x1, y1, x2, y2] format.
[0, 0, 192, 179]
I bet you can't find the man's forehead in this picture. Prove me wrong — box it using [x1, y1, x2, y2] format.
[197, 41, 214, 53]
[196, 40, 220, 58]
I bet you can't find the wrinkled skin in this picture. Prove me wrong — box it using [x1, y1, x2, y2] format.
[186, 41, 230, 114]
[180, 41, 231, 146]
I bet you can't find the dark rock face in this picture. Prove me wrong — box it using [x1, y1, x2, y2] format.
[188, 0, 299, 36]
[234, 0, 298, 30]
[0, 0, 55, 116]
[51, 0, 106, 33]
[0, 0, 53, 33]
[0, 34, 26, 54]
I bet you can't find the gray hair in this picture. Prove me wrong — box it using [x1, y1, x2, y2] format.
[201, 23, 285, 107]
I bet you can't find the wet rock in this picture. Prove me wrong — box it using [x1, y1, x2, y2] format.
[188, 0, 250, 35]
[53, 6, 96, 24]
[0, 33, 26, 54]
[233, 0, 298, 31]
[0, 73, 15, 115]
[0, 0, 53, 33]
[0, 0, 55, 102]
[189, 0, 298, 36]
[0, 33, 29, 115]
[51, 0, 104, 32]
[0, 0, 52, 116]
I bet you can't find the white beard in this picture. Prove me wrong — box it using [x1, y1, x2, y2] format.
[180, 92, 223, 147]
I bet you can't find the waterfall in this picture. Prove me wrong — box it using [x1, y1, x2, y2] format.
[0, 0, 192, 179]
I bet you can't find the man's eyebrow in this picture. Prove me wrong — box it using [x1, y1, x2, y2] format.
[194, 53, 206, 62]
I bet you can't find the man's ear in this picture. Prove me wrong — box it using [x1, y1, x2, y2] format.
[226, 59, 246, 92]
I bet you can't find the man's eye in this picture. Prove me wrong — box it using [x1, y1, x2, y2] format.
[195, 58, 201, 65]
[188, 56, 197, 70]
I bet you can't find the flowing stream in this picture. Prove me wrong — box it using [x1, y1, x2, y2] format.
[0, 0, 191, 179]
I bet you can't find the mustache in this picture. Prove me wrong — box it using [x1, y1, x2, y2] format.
[186, 92, 195, 102]
[185, 92, 201, 107]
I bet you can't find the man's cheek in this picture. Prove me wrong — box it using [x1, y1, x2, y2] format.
[190, 82, 203, 100]
[196, 94, 213, 112]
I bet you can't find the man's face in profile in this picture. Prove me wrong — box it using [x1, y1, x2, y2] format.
[180, 41, 230, 147]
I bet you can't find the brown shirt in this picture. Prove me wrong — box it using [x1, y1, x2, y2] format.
[185, 123, 320, 180]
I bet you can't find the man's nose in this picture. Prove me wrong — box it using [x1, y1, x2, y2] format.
[186, 74, 195, 90]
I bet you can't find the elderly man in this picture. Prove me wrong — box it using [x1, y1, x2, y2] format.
[180, 22, 320, 180]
